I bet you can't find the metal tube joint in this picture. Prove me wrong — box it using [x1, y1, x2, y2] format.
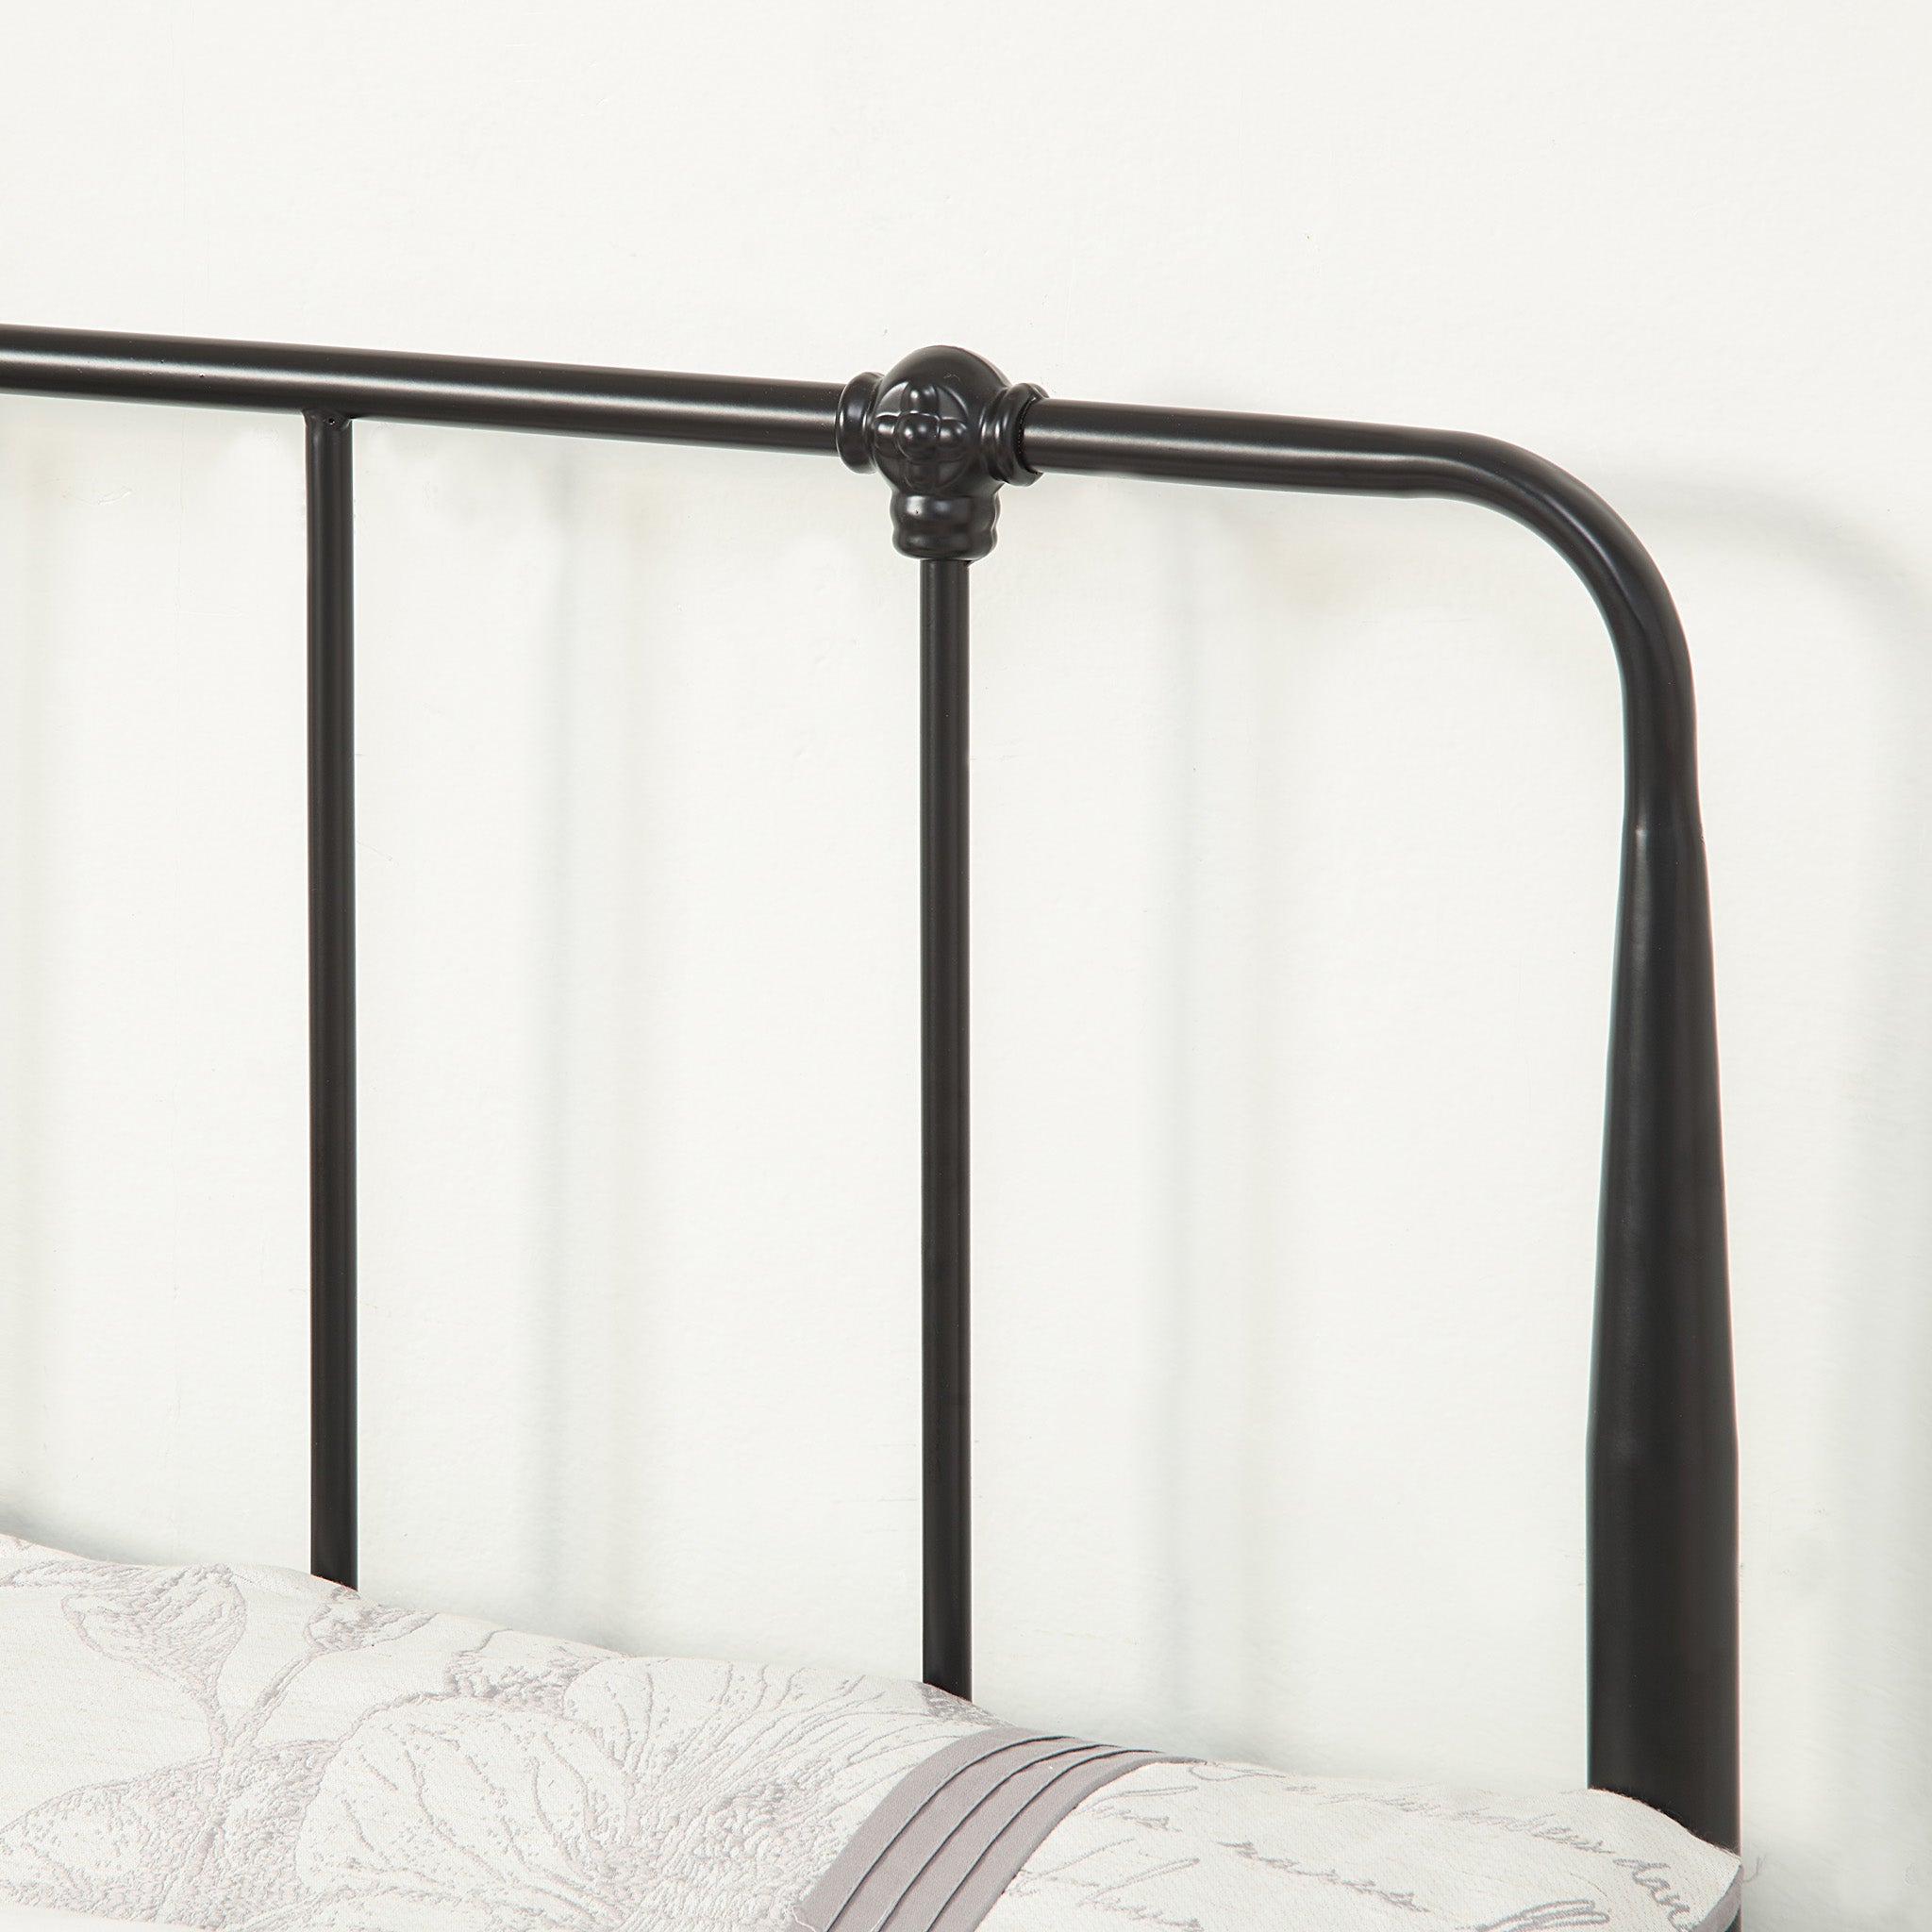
[839, 346, 1043, 561]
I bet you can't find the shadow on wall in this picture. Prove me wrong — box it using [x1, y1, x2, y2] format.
[0, 398, 309, 1572]
[0, 430, 52, 1555]
[1126, 477, 1621, 1791]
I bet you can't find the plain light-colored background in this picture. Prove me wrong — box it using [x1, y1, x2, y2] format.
[1, 3, 1927, 1924]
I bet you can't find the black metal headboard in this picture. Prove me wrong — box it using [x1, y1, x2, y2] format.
[0, 326, 1739, 1856]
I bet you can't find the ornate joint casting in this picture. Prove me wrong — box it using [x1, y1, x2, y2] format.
[838, 347, 1044, 563]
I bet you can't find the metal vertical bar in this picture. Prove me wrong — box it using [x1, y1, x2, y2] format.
[306, 409, 358, 1591]
[1589, 800, 1737, 1851]
[922, 557, 971, 1699]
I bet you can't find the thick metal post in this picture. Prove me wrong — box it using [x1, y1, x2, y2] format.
[922, 557, 972, 1700]
[1019, 397, 1739, 1857]
[306, 409, 358, 1591]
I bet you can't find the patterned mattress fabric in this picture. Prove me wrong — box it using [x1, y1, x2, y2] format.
[0, 1534, 1740, 1932]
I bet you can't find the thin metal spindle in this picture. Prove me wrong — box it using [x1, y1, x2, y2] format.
[307, 408, 358, 1590]
[922, 557, 971, 1699]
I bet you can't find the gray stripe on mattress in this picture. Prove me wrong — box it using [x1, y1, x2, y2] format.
[924, 1750, 1178, 1932]
[791, 1727, 1056, 1932]
[811, 1734, 1110, 1932]
[791, 1727, 1189, 1932]
[867, 1745, 1133, 1932]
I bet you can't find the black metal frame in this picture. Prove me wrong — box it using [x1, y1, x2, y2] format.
[0, 325, 1739, 1862]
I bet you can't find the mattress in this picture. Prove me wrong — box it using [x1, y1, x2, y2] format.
[0, 1534, 1740, 1932]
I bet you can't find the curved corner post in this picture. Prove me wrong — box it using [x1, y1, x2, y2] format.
[306, 408, 358, 1591]
[1014, 400, 1739, 1853]
[841, 347, 1042, 1700]
[1499, 464, 1739, 1857]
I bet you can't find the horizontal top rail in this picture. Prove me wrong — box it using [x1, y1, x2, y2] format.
[0, 325, 842, 453]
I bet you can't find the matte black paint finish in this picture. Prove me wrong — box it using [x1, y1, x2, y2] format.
[306, 410, 358, 1592]
[922, 558, 972, 1701]
[0, 327, 1738, 1868]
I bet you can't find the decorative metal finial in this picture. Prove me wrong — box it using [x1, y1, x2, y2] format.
[839, 346, 1044, 562]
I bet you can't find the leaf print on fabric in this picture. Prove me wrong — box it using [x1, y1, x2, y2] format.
[3, 1559, 245, 1732]
[0, 1541, 473, 1929]
[560, 1660, 982, 1928]
[568, 1657, 946, 1790]
[297, 1700, 633, 1930]
[306, 1593, 438, 1657]
[567, 1667, 834, 1924]
[0, 1740, 335, 1927]
[0, 1759, 192, 1920]
[443, 1641, 613, 1711]
[288, 1663, 991, 1932]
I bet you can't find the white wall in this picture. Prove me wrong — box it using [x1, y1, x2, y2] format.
[2, 3, 1927, 1924]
